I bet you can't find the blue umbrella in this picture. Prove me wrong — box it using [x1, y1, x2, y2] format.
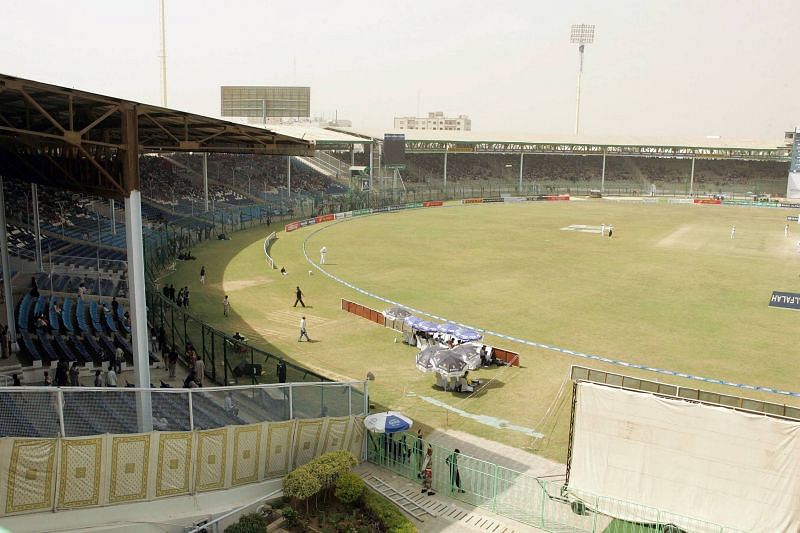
[404, 316, 423, 328]
[437, 322, 460, 334]
[415, 320, 440, 333]
[364, 411, 413, 433]
[454, 327, 482, 342]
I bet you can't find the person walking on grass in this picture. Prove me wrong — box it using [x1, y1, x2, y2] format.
[420, 446, 435, 496]
[200, 265, 206, 285]
[293, 286, 306, 308]
[223, 295, 230, 317]
[298, 316, 311, 342]
[730, 225, 736, 239]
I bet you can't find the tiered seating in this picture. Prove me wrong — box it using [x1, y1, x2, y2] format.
[48, 296, 60, 332]
[19, 331, 42, 362]
[17, 294, 34, 330]
[76, 300, 90, 333]
[39, 334, 64, 363]
[83, 334, 106, 361]
[54, 334, 81, 363]
[62, 299, 75, 333]
[68, 334, 93, 363]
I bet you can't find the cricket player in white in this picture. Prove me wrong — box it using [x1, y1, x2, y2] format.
[786, 224, 790, 237]
[730, 226, 736, 239]
[601, 223, 605, 237]
[320, 246, 327, 265]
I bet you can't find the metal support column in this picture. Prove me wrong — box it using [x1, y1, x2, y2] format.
[369, 144, 374, 191]
[0, 177, 19, 352]
[601, 151, 607, 194]
[443, 150, 448, 190]
[121, 105, 152, 432]
[518, 153, 524, 191]
[203, 153, 209, 212]
[110, 199, 116, 235]
[32, 183, 43, 271]
[689, 157, 695, 197]
[287, 156, 292, 197]
[125, 191, 152, 431]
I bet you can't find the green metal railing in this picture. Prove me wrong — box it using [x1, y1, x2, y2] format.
[367, 433, 746, 533]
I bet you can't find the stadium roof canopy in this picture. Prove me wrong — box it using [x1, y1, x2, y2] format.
[0, 73, 314, 198]
[331, 127, 791, 162]
[224, 122, 373, 150]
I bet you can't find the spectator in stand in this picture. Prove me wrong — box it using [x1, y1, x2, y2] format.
[69, 362, 80, 386]
[94, 369, 103, 387]
[277, 359, 287, 383]
[12, 373, 21, 386]
[55, 359, 69, 387]
[194, 357, 205, 387]
[43, 371, 53, 386]
[77, 282, 86, 301]
[168, 346, 178, 378]
[106, 365, 117, 387]
[114, 346, 124, 374]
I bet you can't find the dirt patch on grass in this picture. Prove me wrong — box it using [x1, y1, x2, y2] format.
[223, 276, 273, 292]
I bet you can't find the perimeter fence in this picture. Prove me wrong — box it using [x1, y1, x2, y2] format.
[0, 381, 366, 438]
[367, 432, 747, 533]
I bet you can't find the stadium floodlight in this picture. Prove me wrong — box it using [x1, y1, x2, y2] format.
[570, 24, 595, 135]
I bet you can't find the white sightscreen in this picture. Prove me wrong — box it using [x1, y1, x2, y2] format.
[787, 171, 800, 199]
[568, 382, 800, 532]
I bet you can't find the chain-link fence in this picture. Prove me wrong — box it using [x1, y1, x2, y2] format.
[367, 432, 747, 533]
[0, 381, 366, 438]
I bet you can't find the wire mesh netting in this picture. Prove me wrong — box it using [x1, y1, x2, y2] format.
[0, 382, 366, 438]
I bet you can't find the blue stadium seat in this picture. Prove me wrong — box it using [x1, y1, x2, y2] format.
[39, 334, 66, 363]
[83, 334, 106, 361]
[19, 331, 42, 362]
[68, 334, 93, 364]
[75, 299, 90, 333]
[62, 298, 74, 333]
[54, 334, 79, 363]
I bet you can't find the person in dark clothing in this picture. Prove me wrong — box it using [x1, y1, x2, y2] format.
[446, 448, 465, 493]
[169, 284, 176, 301]
[30, 276, 39, 297]
[55, 360, 69, 387]
[162, 285, 169, 298]
[158, 326, 167, 353]
[111, 297, 119, 314]
[12, 373, 21, 386]
[293, 286, 306, 307]
[277, 359, 287, 383]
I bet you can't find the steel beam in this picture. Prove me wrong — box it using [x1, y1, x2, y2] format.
[0, 177, 19, 352]
[32, 183, 43, 271]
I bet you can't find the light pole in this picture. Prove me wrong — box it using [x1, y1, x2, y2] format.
[570, 24, 595, 135]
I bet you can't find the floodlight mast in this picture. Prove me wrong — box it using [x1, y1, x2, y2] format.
[159, 0, 168, 107]
[570, 24, 595, 135]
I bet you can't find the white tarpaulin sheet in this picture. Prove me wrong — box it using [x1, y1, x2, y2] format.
[568, 382, 800, 532]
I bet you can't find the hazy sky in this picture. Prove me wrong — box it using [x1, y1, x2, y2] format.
[2, 0, 798, 140]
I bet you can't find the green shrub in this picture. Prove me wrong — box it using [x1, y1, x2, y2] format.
[281, 506, 299, 528]
[223, 512, 267, 533]
[334, 471, 365, 504]
[283, 467, 321, 501]
[362, 489, 418, 533]
[284, 451, 358, 502]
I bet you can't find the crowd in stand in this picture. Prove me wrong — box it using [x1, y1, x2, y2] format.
[397, 153, 789, 191]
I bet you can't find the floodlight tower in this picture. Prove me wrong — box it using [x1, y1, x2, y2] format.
[570, 24, 595, 135]
[159, 0, 168, 107]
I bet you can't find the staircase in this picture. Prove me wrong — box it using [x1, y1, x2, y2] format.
[357, 466, 528, 532]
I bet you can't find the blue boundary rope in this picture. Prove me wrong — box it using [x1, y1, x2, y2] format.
[300, 208, 800, 399]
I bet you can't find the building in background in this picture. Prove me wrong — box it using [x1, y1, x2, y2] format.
[394, 111, 471, 131]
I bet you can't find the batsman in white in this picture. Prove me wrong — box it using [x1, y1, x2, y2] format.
[320, 245, 328, 265]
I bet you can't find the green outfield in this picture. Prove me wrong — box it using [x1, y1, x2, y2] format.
[161, 200, 800, 463]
